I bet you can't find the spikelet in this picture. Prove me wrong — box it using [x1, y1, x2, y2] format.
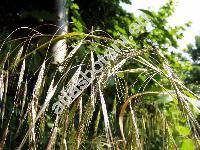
[0, 71, 4, 102]
[98, 82, 113, 147]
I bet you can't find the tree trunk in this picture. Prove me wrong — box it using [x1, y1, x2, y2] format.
[52, 0, 68, 65]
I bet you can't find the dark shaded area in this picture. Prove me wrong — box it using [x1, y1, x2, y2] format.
[74, 0, 132, 31]
[0, 0, 56, 33]
[0, 0, 132, 35]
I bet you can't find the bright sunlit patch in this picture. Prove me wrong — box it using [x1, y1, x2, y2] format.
[121, 0, 200, 49]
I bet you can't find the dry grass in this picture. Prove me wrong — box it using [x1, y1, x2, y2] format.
[0, 28, 199, 149]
